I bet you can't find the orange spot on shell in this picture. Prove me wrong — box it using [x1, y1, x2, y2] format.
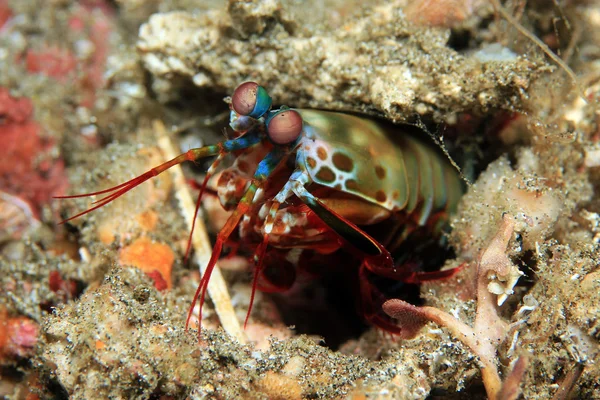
[346, 179, 359, 191]
[332, 152, 354, 172]
[316, 166, 336, 183]
[375, 190, 387, 202]
[316, 147, 328, 160]
[118, 236, 174, 290]
[375, 165, 386, 179]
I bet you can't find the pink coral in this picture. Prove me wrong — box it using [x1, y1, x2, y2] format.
[0, 88, 68, 215]
[67, 2, 114, 108]
[25, 48, 78, 82]
[0, 307, 39, 361]
[22, 1, 114, 108]
[0, 0, 11, 30]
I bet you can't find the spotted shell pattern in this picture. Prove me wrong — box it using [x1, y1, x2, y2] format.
[297, 110, 462, 227]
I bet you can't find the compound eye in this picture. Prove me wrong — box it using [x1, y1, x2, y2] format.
[231, 82, 272, 118]
[266, 109, 303, 145]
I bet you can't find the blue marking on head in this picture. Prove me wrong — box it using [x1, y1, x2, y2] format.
[248, 86, 272, 119]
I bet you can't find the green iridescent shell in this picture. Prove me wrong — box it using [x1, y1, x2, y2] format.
[297, 110, 462, 226]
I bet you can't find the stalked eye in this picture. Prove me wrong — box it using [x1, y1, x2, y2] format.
[231, 82, 272, 119]
[266, 109, 303, 145]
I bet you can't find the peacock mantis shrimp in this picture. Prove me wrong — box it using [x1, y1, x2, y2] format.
[57, 82, 464, 335]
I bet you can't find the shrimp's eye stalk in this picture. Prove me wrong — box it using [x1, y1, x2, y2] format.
[266, 109, 303, 145]
[231, 82, 272, 119]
